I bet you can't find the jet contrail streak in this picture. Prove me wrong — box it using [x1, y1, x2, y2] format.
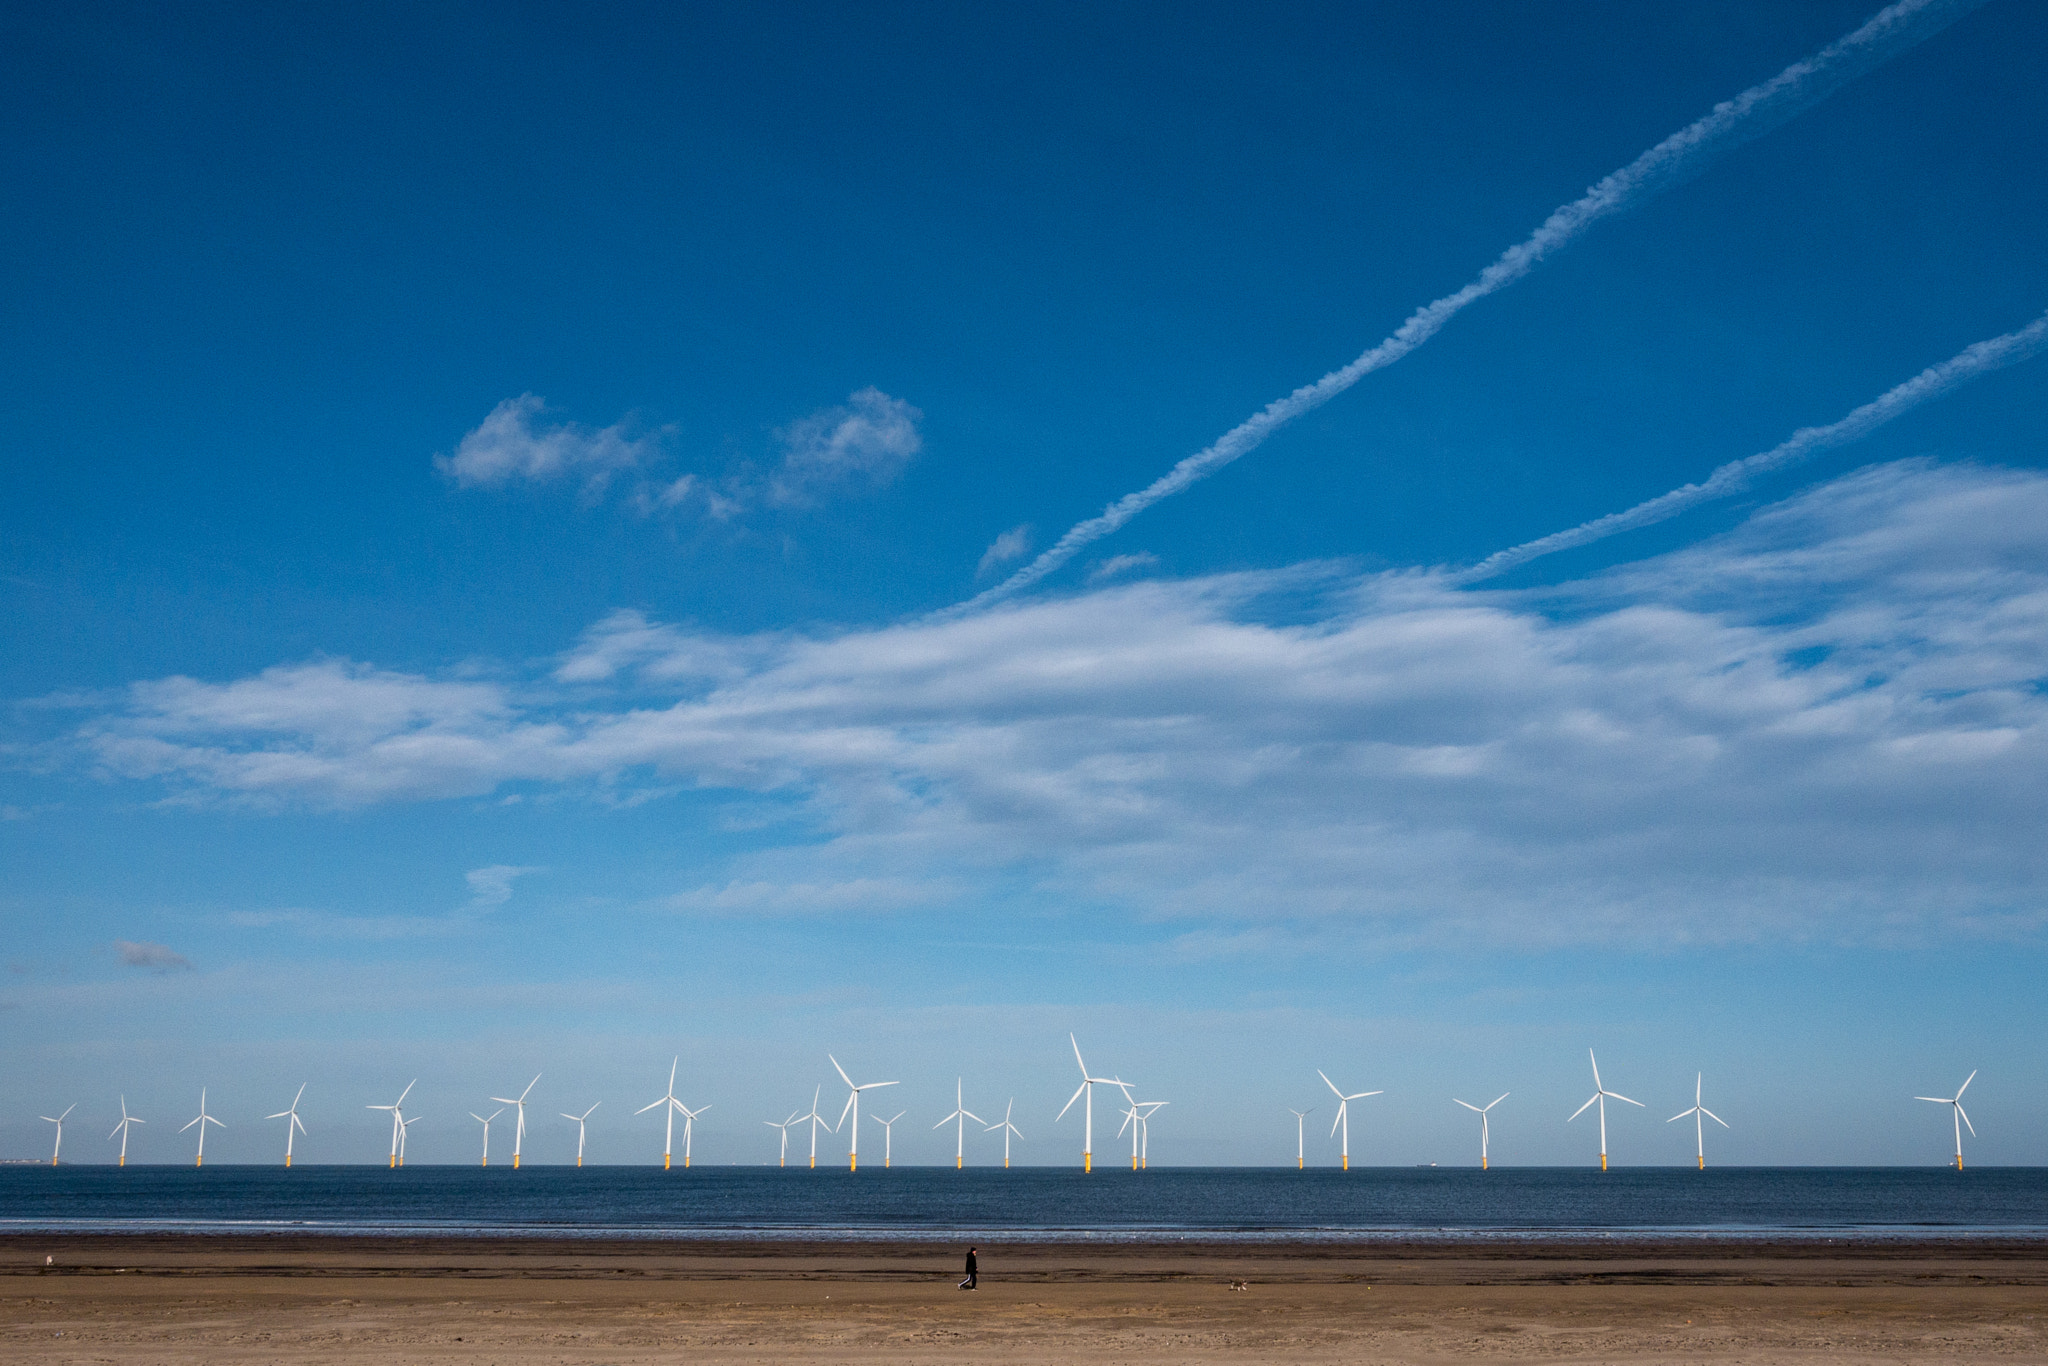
[951, 0, 1990, 616]
[1456, 309, 2048, 583]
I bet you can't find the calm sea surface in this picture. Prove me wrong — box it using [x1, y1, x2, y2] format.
[4, 1166, 2046, 1242]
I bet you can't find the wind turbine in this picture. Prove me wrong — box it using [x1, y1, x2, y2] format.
[1915, 1069, 1978, 1170]
[489, 1074, 540, 1169]
[40, 1104, 75, 1166]
[983, 1099, 1024, 1168]
[1119, 1100, 1167, 1169]
[931, 1077, 984, 1169]
[799, 1085, 835, 1169]
[871, 1110, 906, 1168]
[1286, 1108, 1313, 1169]
[1056, 1034, 1131, 1173]
[830, 1055, 898, 1172]
[471, 1108, 503, 1166]
[764, 1111, 799, 1167]
[635, 1058, 697, 1169]
[266, 1084, 309, 1167]
[180, 1088, 224, 1167]
[676, 1101, 711, 1166]
[1454, 1093, 1509, 1170]
[562, 1102, 600, 1167]
[109, 1097, 144, 1166]
[1568, 1050, 1644, 1170]
[368, 1079, 416, 1168]
[398, 1114, 421, 1166]
[1317, 1070, 1382, 1171]
[1668, 1075, 1728, 1169]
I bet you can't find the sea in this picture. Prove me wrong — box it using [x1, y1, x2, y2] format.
[4, 1166, 2046, 1243]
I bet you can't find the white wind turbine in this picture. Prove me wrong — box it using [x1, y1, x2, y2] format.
[1056, 1034, 1131, 1173]
[871, 1110, 907, 1168]
[800, 1085, 836, 1169]
[368, 1079, 416, 1168]
[109, 1097, 144, 1167]
[636, 1058, 699, 1170]
[489, 1074, 541, 1169]
[764, 1111, 799, 1167]
[1119, 1099, 1167, 1169]
[983, 1099, 1024, 1169]
[1668, 1074, 1729, 1169]
[471, 1108, 503, 1166]
[180, 1088, 224, 1167]
[1916, 1069, 1978, 1171]
[561, 1102, 600, 1167]
[1318, 1070, 1383, 1171]
[1286, 1108, 1313, 1169]
[931, 1077, 984, 1169]
[676, 1101, 711, 1166]
[1569, 1050, 1644, 1170]
[266, 1084, 309, 1167]
[1454, 1093, 1509, 1170]
[398, 1114, 421, 1165]
[830, 1055, 898, 1173]
[40, 1104, 75, 1166]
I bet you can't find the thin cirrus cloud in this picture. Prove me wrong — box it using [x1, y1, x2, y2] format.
[956, 0, 1990, 612]
[976, 525, 1033, 578]
[62, 458, 2048, 947]
[112, 939, 194, 972]
[441, 387, 923, 519]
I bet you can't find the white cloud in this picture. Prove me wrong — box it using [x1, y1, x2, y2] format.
[1089, 552, 1159, 582]
[436, 394, 659, 492]
[977, 525, 1034, 578]
[767, 387, 923, 507]
[465, 864, 542, 908]
[64, 461, 2048, 946]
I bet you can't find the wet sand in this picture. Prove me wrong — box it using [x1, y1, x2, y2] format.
[4, 1233, 2046, 1363]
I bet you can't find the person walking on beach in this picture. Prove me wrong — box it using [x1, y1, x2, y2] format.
[958, 1246, 978, 1290]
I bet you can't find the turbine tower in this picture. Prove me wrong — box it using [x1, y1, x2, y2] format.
[471, 1108, 503, 1166]
[1286, 1108, 1313, 1169]
[561, 1102, 600, 1167]
[871, 1110, 906, 1168]
[40, 1104, 75, 1166]
[1317, 1070, 1383, 1171]
[1056, 1034, 1130, 1173]
[931, 1077, 984, 1169]
[367, 1079, 416, 1168]
[180, 1088, 224, 1167]
[635, 1058, 700, 1169]
[266, 1084, 309, 1167]
[1915, 1069, 1978, 1170]
[489, 1074, 541, 1169]
[830, 1055, 899, 1172]
[1568, 1050, 1644, 1170]
[799, 1085, 836, 1169]
[764, 1111, 799, 1167]
[109, 1097, 144, 1167]
[1453, 1093, 1509, 1170]
[1667, 1074, 1729, 1169]
[984, 1099, 1024, 1168]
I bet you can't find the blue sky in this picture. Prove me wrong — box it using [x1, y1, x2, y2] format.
[4, 0, 2046, 1168]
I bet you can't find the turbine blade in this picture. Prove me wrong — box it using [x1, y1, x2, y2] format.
[635, 1098, 666, 1114]
[1588, 1049, 1601, 1088]
[1071, 1033, 1087, 1076]
[1608, 1091, 1646, 1107]
[1957, 1104, 1976, 1137]
[1702, 1107, 1729, 1128]
[962, 1109, 984, 1124]
[1318, 1069, 1344, 1099]
[829, 1054, 856, 1089]
[1568, 1093, 1599, 1122]
[836, 1092, 855, 1130]
[1453, 1099, 1481, 1112]
[1956, 1069, 1977, 1099]
[1488, 1094, 1509, 1109]
[1056, 1080, 1087, 1121]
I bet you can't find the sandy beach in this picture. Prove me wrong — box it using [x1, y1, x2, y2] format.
[4, 1233, 2046, 1364]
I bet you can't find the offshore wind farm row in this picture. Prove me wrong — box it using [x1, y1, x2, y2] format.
[20, 1039, 1984, 1172]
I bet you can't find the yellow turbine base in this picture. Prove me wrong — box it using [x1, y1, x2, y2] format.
[665, 1153, 672, 1169]
[1482, 1157, 1489, 1170]
[850, 1154, 857, 1172]
[577, 1157, 583, 1168]
[1132, 1155, 1138, 1170]
[810, 1156, 816, 1169]
[1601, 1154, 1608, 1172]
[1699, 1155, 1705, 1170]
[196, 1156, 203, 1168]
[482, 1157, 489, 1168]
[1084, 1151, 1092, 1173]
[686, 1155, 692, 1168]
[1342, 1155, 1349, 1171]
[390, 1155, 397, 1168]
[956, 1155, 962, 1169]
[119, 1156, 126, 1168]
[285, 1155, 292, 1168]
[513, 1155, 520, 1169]
[1958, 1156, 1965, 1171]
[1297, 1157, 1303, 1170]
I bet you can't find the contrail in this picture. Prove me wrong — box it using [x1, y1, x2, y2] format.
[951, 0, 1991, 616]
[1455, 309, 2048, 583]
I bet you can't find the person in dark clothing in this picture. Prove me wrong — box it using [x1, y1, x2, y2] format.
[958, 1246, 978, 1290]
